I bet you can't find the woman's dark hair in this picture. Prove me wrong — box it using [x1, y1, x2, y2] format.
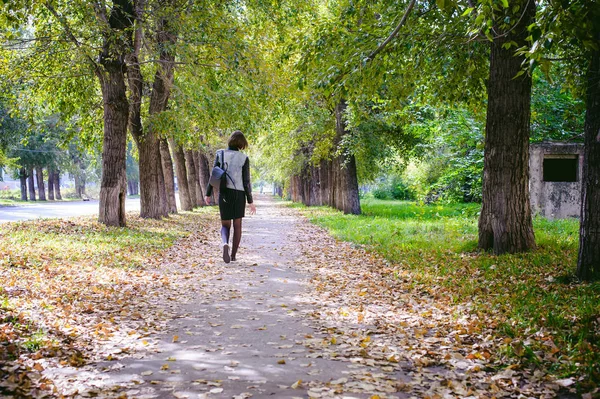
[228, 130, 248, 150]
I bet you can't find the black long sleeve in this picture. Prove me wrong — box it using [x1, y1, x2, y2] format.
[242, 157, 253, 204]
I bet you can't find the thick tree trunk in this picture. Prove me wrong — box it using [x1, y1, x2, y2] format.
[53, 170, 62, 200]
[477, 0, 536, 254]
[184, 149, 199, 207]
[170, 139, 193, 211]
[159, 138, 178, 213]
[36, 167, 46, 201]
[198, 150, 215, 205]
[334, 100, 361, 215]
[98, 67, 128, 227]
[128, 40, 168, 219]
[192, 150, 206, 206]
[19, 168, 27, 201]
[134, 133, 166, 218]
[577, 40, 600, 281]
[27, 168, 36, 201]
[47, 170, 54, 201]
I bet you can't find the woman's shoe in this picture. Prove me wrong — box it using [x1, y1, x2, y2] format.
[222, 243, 231, 263]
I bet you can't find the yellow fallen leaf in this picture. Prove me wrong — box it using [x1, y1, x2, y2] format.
[291, 379, 302, 389]
[161, 364, 169, 370]
[172, 335, 179, 342]
[277, 359, 286, 364]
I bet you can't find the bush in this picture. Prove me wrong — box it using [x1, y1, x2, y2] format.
[372, 177, 414, 200]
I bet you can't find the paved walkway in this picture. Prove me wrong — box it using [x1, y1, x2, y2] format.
[0, 199, 140, 222]
[55, 196, 404, 398]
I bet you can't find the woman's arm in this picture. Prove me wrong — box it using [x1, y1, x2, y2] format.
[242, 157, 253, 204]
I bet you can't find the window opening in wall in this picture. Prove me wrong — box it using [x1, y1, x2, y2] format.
[543, 155, 578, 182]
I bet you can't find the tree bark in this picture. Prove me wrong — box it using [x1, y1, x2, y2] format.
[97, 66, 128, 226]
[334, 100, 361, 215]
[27, 167, 36, 201]
[184, 149, 199, 207]
[159, 138, 178, 213]
[19, 168, 27, 201]
[47, 169, 54, 201]
[197, 149, 213, 205]
[127, 2, 169, 220]
[477, 0, 536, 254]
[577, 36, 600, 281]
[192, 150, 206, 206]
[53, 170, 62, 200]
[170, 139, 193, 211]
[36, 167, 46, 201]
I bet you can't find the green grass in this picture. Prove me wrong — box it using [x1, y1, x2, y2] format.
[292, 199, 600, 387]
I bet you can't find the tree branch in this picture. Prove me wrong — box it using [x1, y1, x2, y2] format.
[366, 0, 417, 63]
[43, 2, 101, 74]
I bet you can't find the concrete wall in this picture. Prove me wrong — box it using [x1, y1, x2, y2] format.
[529, 142, 584, 219]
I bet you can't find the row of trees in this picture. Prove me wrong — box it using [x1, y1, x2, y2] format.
[1, 0, 269, 221]
[251, 0, 598, 280]
[1, 1, 597, 280]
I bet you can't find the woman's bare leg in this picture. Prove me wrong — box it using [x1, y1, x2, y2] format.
[231, 218, 242, 261]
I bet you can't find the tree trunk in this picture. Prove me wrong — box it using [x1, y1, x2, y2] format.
[53, 170, 62, 200]
[128, 24, 168, 219]
[320, 160, 329, 206]
[19, 168, 27, 201]
[197, 150, 215, 205]
[333, 100, 361, 215]
[36, 167, 46, 201]
[27, 167, 36, 201]
[184, 149, 199, 207]
[97, 67, 128, 227]
[78, 170, 86, 197]
[47, 170, 54, 200]
[74, 173, 82, 197]
[477, 0, 536, 254]
[170, 139, 193, 211]
[192, 150, 206, 206]
[577, 37, 600, 281]
[159, 138, 178, 213]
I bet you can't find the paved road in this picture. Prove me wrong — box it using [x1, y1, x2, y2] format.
[0, 199, 141, 223]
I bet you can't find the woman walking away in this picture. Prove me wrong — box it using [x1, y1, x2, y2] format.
[205, 131, 256, 263]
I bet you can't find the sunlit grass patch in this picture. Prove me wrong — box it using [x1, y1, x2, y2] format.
[292, 199, 599, 387]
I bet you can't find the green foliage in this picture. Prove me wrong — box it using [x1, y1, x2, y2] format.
[531, 69, 585, 142]
[399, 106, 484, 204]
[372, 176, 414, 201]
[294, 200, 599, 386]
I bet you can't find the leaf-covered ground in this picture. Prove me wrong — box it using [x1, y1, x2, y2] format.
[0, 211, 213, 397]
[1, 197, 598, 398]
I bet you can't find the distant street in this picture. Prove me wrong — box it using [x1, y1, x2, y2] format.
[0, 198, 141, 223]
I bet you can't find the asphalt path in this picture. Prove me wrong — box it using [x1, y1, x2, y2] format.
[0, 198, 141, 223]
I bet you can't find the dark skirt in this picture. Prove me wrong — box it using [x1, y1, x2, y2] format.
[218, 187, 246, 220]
